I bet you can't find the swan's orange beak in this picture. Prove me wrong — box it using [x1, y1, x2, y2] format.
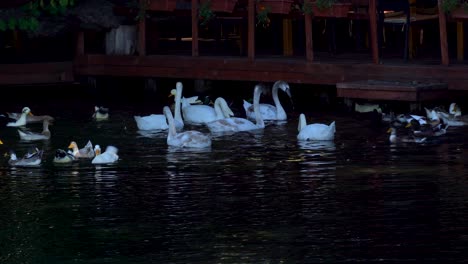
[68, 143, 75, 149]
[28, 112, 33, 116]
[0, 140, 3, 145]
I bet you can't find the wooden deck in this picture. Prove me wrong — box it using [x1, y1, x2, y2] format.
[74, 54, 468, 91]
[0, 62, 74, 85]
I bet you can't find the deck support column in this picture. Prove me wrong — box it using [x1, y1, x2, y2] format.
[368, 0, 379, 64]
[457, 22, 464, 62]
[438, 0, 449, 65]
[305, 13, 313, 62]
[248, 0, 255, 61]
[192, 0, 199, 56]
[137, 5, 146, 56]
[283, 18, 293, 56]
[76, 31, 84, 57]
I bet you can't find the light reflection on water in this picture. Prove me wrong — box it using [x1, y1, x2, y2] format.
[0, 108, 467, 263]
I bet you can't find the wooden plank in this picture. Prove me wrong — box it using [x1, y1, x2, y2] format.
[283, 18, 293, 56]
[138, 9, 146, 56]
[192, 0, 199, 56]
[76, 31, 84, 56]
[438, 0, 449, 65]
[457, 22, 464, 62]
[248, 0, 255, 61]
[0, 62, 74, 85]
[305, 13, 313, 62]
[368, 0, 378, 64]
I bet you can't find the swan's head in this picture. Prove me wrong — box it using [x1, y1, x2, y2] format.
[0, 139, 3, 145]
[449, 103, 461, 117]
[94, 145, 101, 156]
[275, 80, 291, 94]
[176, 82, 183, 90]
[22, 107, 33, 116]
[68, 141, 78, 149]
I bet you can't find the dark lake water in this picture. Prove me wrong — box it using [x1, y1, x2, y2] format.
[1, 82, 468, 263]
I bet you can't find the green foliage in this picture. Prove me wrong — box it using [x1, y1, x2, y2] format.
[442, 0, 468, 13]
[0, 0, 76, 32]
[256, 3, 271, 28]
[315, 0, 337, 10]
[199, 0, 215, 26]
[302, 0, 313, 14]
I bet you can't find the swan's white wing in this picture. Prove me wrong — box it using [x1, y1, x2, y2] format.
[169, 131, 211, 148]
[297, 123, 335, 141]
[182, 105, 216, 124]
[206, 117, 258, 133]
[245, 103, 278, 121]
[134, 114, 168, 130]
[92, 152, 119, 164]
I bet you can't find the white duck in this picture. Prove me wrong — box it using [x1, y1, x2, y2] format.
[206, 84, 266, 133]
[429, 103, 466, 127]
[297, 113, 335, 141]
[181, 94, 234, 125]
[8, 148, 43, 167]
[7, 107, 33, 127]
[163, 106, 211, 148]
[387, 127, 426, 144]
[92, 145, 119, 164]
[68, 140, 95, 158]
[134, 82, 184, 130]
[93, 106, 109, 121]
[17, 119, 52, 141]
[243, 80, 291, 121]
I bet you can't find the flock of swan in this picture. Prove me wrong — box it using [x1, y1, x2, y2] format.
[3, 79, 464, 167]
[0, 80, 338, 167]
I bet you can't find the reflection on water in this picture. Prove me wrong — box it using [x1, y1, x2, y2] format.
[0, 107, 468, 263]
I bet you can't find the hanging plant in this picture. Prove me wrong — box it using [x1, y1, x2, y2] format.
[199, 0, 215, 26]
[256, 3, 271, 28]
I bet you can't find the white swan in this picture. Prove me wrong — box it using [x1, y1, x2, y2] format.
[68, 140, 95, 158]
[134, 82, 184, 130]
[297, 113, 335, 141]
[163, 106, 211, 148]
[7, 107, 33, 127]
[181, 95, 234, 125]
[18, 119, 52, 141]
[92, 145, 119, 164]
[243, 80, 291, 121]
[206, 84, 266, 133]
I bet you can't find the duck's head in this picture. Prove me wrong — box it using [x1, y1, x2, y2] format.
[169, 89, 177, 98]
[68, 141, 78, 149]
[0, 139, 3, 145]
[387, 127, 397, 135]
[449, 103, 462, 117]
[94, 145, 101, 156]
[22, 107, 33, 116]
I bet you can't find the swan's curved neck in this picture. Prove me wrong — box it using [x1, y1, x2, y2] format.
[253, 86, 265, 128]
[272, 82, 286, 118]
[163, 107, 177, 138]
[174, 85, 183, 123]
[298, 114, 307, 131]
[213, 98, 224, 119]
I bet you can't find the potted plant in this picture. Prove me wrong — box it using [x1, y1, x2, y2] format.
[442, 0, 468, 18]
[256, 0, 294, 14]
[199, 0, 215, 25]
[303, 0, 352, 18]
[256, 4, 271, 27]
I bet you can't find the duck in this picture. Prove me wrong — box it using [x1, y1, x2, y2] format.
[428, 103, 466, 127]
[53, 149, 76, 164]
[243, 80, 292, 121]
[181, 92, 234, 125]
[91, 145, 119, 164]
[68, 140, 95, 158]
[6, 107, 33, 127]
[163, 106, 211, 148]
[7, 111, 54, 124]
[297, 113, 335, 141]
[206, 84, 267, 133]
[8, 148, 43, 167]
[406, 119, 447, 137]
[387, 127, 427, 144]
[17, 118, 52, 141]
[354, 102, 382, 114]
[134, 82, 184, 130]
[92, 106, 109, 121]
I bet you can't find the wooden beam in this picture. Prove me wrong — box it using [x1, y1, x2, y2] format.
[192, 0, 199, 56]
[248, 0, 255, 61]
[76, 31, 84, 56]
[438, 0, 449, 65]
[305, 13, 313, 62]
[457, 22, 464, 62]
[368, 0, 378, 64]
[283, 18, 293, 56]
[138, 14, 146, 56]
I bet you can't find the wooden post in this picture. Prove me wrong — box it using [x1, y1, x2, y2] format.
[305, 13, 313, 62]
[192, 0, 199, 56]
[368, 0, 379, 64]
[248, 0, 255, 61]
[76, 31, 84, 56]
[283, 18, 293, 56]
[138, 15, 146, 56]
[438, 0, 449, 65]
[457, 22, 464, 61]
